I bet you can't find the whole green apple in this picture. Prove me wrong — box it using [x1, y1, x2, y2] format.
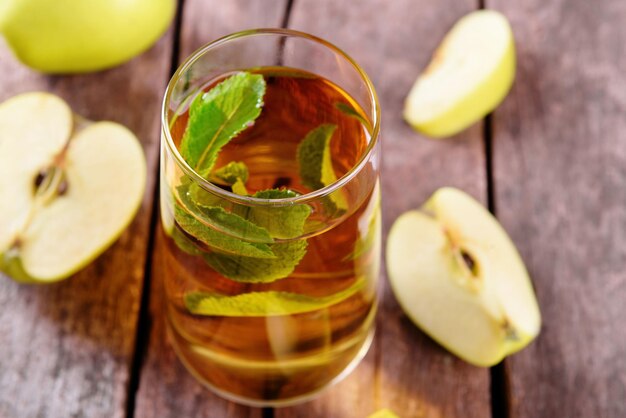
[0, 0, 175, 73]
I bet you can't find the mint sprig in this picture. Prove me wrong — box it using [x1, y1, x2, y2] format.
[171, 72, 351, 291]
[180, 72, 265, 178]
[184, 277, 365, 316]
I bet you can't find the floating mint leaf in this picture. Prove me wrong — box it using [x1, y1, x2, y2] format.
[170, 227, 203, 256]
[245, 189, 312, 239]
[197, 205, 273, 243]
[203, 239, 307, 283]
[231, 179, 248, 196]
[297, 124, 348, 212]
[213, 161, 249, 195]
[185, 277, 365, 316]
[179, 72, 266, 178]
[213, 161, 249, 185]
[297, 124, 338, 190]
[174, 205, 275, 258]
[179, 181, 222, 208]
[335, 102, 372, 132]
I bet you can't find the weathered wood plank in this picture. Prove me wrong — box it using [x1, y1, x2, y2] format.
[0, 25, 173, 418]
[278, 1, 491, 417]
[133, 1, 287, 416]
[487, 0, 626, 417]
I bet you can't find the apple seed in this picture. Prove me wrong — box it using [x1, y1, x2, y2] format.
[461, 250, 476, 271]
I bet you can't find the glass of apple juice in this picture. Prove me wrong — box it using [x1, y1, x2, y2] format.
[159, 29, 381, 406]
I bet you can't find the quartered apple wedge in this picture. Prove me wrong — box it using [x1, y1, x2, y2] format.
[0, 92, 146, 283]
[404, 10, 515, 138]
[386, 188, 541, 367]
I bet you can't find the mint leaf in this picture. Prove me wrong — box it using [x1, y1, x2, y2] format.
[185, 277, 365, 316]
[179, 180, 222, 208]
[197, 205, 273, 243]
[296, 124, 348, 212]
[195, 189, 311, 282]
[174, 205, 275, 258]
[213, 161, 249, 195]
[202, 239, 307, 283]
[213, 161, 249, 185]
[335, 102, 372, 132]
[231, 179, 248, 195]
[171, 227, 203, 256]
[174, 184, 311, 280]
[297, 124, 338, 190]
[179, 72, 266, 177]
[245, 189, 312, 239]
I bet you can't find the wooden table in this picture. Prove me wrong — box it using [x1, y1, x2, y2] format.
[1, 0, 625, 417]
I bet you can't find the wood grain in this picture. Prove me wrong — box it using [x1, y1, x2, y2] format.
[278, 1, 491, 417]
[487, 0, 626, 417]
[133, 1, 287, 416]
[0, 24, 173, 418]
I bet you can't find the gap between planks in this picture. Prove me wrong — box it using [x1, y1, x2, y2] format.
[479, 2, 510, 417]
[124, 1, 187, 417]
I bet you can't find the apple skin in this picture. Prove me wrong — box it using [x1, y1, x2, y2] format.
[0, 251, 34, 284]
[403, 10, 516, 138]
[0, 0, 175, 73]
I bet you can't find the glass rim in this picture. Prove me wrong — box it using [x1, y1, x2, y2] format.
[161, 28, 381, 207]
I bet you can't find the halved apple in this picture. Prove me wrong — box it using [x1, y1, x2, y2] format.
[386, 188, 541, 367]
[404, 10, 515, 138]
[0, 92, 146, 283]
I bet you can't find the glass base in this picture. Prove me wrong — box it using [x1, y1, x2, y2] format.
[167, 324, 375, 408]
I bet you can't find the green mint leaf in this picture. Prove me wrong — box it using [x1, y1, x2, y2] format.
[199, 188, 312, 282]
[196, 205, 273, 243]
[174, 205, 275, 259]
[213, 161, 249, 195]
[179, 180, 222, 208]
[213, 161, 249, 185]
[170, 227, 203, 256]
[202, 240, 307, 283]
[184, 277, 365, 316]
[296, 124, 348, 212]
[245, 189, 312, 239]
[179, 72, 266, 177]
[335, 102, 372, 132]
[297, 124, 338, 190]
[231, 179, 248, 195]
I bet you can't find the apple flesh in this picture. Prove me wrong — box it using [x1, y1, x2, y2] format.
[0, 0, 175, 73]
[0, 93, 73, 253]
[404, 10, 515, 138]
[0, 93, 146, 283]
[386, 188, 541, 367]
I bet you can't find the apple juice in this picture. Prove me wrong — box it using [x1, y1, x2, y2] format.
[160, 67, 380, 404]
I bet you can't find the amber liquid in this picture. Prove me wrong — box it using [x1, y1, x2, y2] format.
[161, 67, 380, 405]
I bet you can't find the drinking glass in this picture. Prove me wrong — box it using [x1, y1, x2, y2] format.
[160, 28, 381, 406]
